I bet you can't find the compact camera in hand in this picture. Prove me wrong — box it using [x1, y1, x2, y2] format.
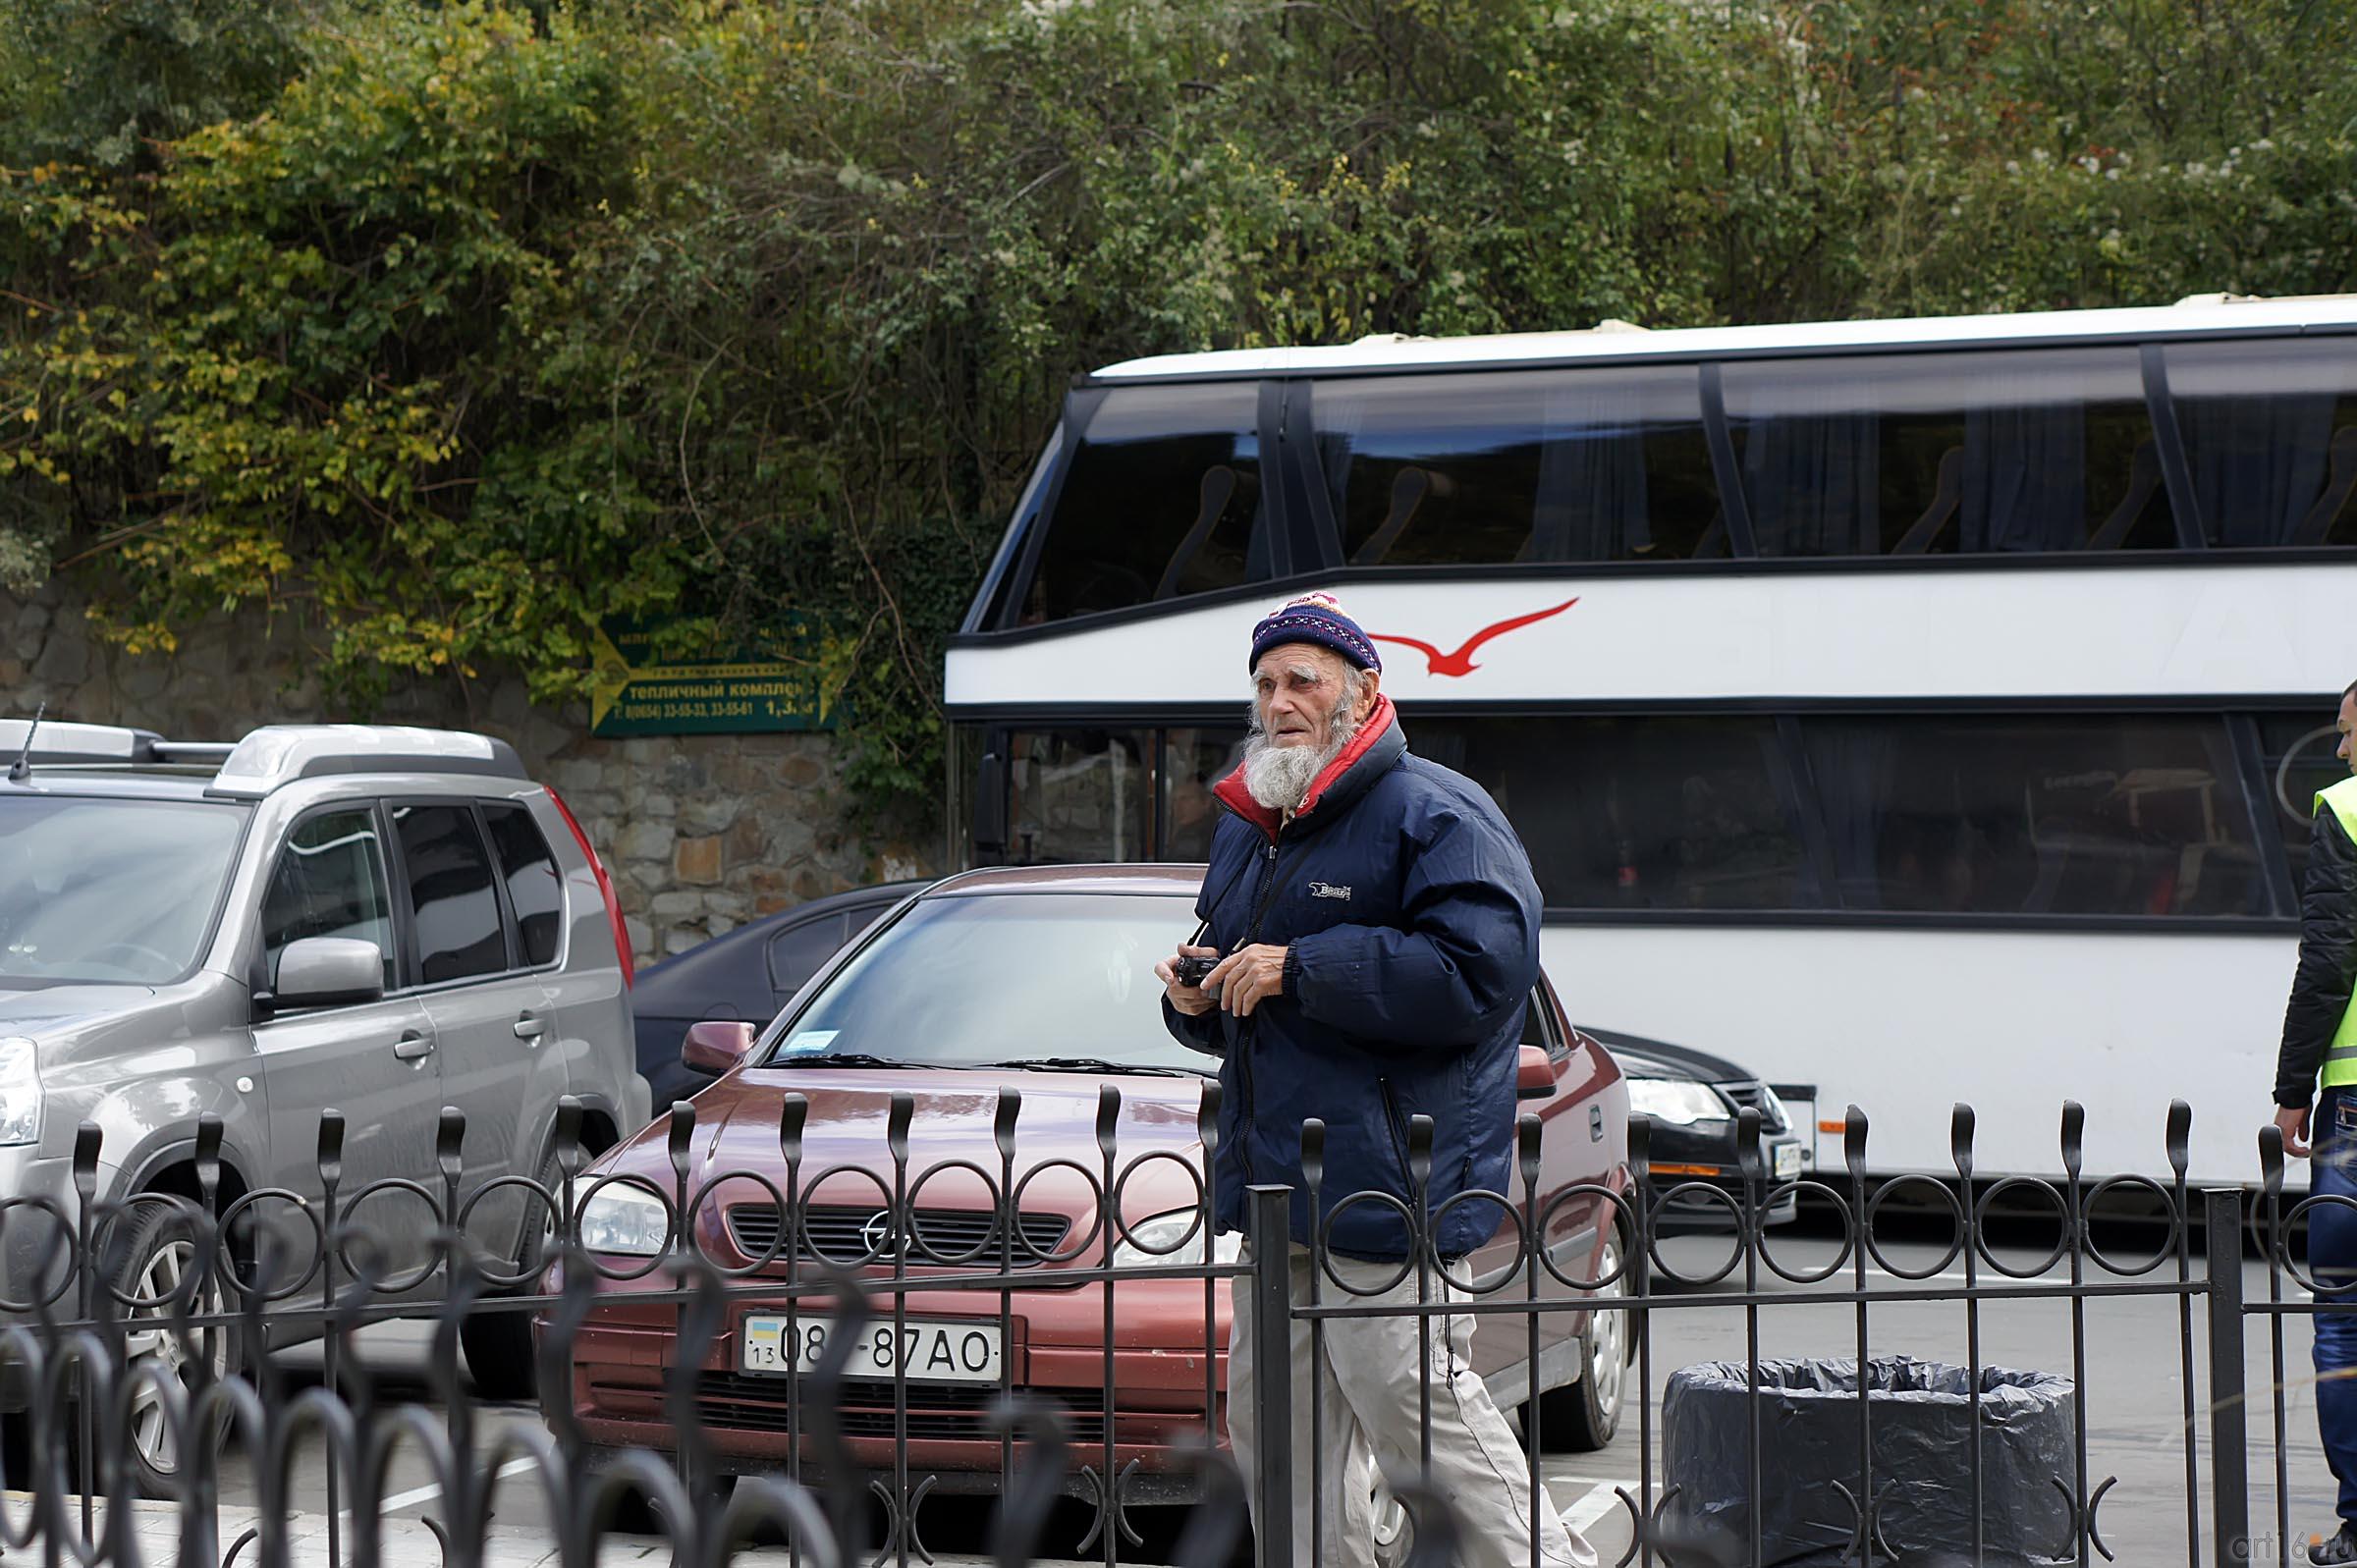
[1173, 952, 1220, 989]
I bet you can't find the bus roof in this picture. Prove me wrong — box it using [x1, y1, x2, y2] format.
[1089, 294, 2357, 382]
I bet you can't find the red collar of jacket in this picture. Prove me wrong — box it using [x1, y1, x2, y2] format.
[1211, 695, 1398, 842]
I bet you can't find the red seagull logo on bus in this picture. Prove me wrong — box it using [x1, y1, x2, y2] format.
[1369, 598, 1581, 677]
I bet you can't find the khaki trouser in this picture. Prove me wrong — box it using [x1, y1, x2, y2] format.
[1228, 1244, 1598, 1568]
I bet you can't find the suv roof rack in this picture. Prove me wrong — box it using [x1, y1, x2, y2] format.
[211, 725, 526, 796]
[1, 718, 525, 795]
[0, 718, 172, 766]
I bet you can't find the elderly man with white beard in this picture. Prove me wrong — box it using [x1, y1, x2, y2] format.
[1155, 593, 1594, 1568]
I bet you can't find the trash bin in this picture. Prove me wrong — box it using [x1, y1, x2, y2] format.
[1662, 1355, 2076, 1567]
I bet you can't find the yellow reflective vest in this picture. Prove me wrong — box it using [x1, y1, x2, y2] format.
[2315, 777, 2357, 1088]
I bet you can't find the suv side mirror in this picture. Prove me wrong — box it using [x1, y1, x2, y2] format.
[273, 939, 386, 1011]
[683, 1019, 757, 1076]
[1515, 1044, 1555, 1100]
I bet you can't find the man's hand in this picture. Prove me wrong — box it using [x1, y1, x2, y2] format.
[1205, 944, 1288, 1017]
[1156, 945, 1220, 1017]
[2277, 1103, 2314, 1160]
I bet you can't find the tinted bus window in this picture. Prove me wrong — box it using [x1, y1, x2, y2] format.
[2166, 339, 2357, 547]
[961, 713, 2303, 920]
[1005, 728, 1153, 863]
[1309, 367, 1719, 566]
[1017, 385, 1264, 624]
[1161, 728, 1247, 863]
[2254, 711, 2349, 888]
[1804, 716, 2265, 916]
[1412, 714, 1812, 909]
[1721, 350, 2174, 556]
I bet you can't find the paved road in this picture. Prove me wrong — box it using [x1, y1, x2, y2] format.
[194, 1226, 2334, 1566]
[1554, 1227, 2331, 1567]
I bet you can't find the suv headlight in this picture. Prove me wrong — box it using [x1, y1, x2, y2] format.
[1111, 1208, 1241, 1270]
[0, 1038, 41, 1146]
[576, 1182, 672, 1257]
[1625, 1078, 1729, 1128]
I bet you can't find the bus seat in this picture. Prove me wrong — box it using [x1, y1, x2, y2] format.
[1514, 503, 1568, 565]
[2293, 425, 2357, 546]
[2021, 836, 2068, 913]
[1692, 510, 1729, 558]
[1152, 464, 1240, 600]
[1349, 465, 1435, 567]
[2085, 439, 2161, 550]
[2172, 842, 2209, 913]
[1892, 446, 1965, 554]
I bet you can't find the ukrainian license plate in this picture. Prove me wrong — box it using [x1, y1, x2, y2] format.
[741, 1315, 1003, 1383]
[1774, 1143, 1803, 1181]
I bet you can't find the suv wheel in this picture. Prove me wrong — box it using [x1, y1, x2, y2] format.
[461, 1148, 563, 1401]
[104, 1204, 240, 1496]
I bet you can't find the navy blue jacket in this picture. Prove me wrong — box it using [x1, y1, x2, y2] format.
[1161, 700, 1544, 1259]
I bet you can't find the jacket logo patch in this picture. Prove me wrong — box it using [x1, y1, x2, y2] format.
[1308, 881, 1352, 900]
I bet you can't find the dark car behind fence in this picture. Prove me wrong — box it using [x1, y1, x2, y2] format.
[0, 1093, 2330, 1568]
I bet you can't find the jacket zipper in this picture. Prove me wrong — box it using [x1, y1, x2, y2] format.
[1377, 1077, 1413, 1190]
[1233, 838, 1282, 1183]
[1244, 836, 1292, 940]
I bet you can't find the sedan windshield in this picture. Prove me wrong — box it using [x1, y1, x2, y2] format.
[0, 795, 247, 986]
[764, 891, 1211, 1072]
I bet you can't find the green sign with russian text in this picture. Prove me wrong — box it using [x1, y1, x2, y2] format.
[589, 616, 837, 737]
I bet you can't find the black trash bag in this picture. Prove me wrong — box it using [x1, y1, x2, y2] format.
[1662, 1354, 2076, 1567]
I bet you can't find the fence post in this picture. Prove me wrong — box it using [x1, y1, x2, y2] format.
[2205, 1187, 2249, 1566]
[1247, 1184, 1294, 1568]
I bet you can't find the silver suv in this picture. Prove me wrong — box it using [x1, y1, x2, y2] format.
[0, 719, 649, 1487]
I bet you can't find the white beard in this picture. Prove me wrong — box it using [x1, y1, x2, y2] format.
[1241, 706, 1364, 812]
[1242, 741, 1325, 812]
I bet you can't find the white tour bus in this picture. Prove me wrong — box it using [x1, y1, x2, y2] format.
[943, 296, 2357, 1187]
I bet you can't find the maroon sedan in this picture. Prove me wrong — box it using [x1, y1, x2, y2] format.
[542, 864, 1632, 1508]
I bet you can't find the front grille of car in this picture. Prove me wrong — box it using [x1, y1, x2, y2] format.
[695, 1373, 1083, 1440]
[690, 1373, 1203, 1447]
[725, 1205, 1072, 1268]
[1716, 1082, 1787, 1133]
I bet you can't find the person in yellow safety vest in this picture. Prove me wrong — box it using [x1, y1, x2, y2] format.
[2275, 678, 2357, 1566]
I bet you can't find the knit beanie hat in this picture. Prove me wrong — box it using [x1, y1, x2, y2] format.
[1248, 592, 1382, 674]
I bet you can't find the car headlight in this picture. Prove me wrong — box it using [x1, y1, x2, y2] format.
[1111, 1208, 1241, 1270]
[1625, 1077, 1729, 1128]
[0, 1038, 40, 1147]
[576, 1182, 672, 1257]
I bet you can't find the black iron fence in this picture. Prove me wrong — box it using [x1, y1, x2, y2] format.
[0, 1092, 2338, 1568]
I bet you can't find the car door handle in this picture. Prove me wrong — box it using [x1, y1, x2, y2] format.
[393, 1034, 435, 1062]
[513, 1012, 545, 1041]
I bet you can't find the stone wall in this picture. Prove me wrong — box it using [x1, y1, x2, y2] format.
[1, 584, 941, 965]
[543, 733, 937, 960]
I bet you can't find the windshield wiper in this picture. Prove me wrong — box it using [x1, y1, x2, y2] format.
[769, 1052, 927, 1070]
[979, 1056, 1207, 1079]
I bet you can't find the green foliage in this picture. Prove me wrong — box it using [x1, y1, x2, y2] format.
[0, 0, 316, 170]
[2, 0, 2353, 821]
